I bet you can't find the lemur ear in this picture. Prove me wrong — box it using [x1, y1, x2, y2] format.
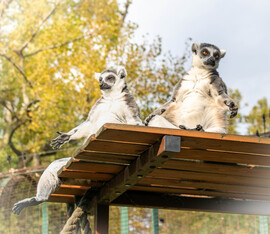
[95, 73, 101, 81]
[117, 67, 127, 79]
[192, 42, 200, 54]
[220, 49, 226, 58]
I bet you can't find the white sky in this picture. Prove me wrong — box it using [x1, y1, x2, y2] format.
[124, 0, 270, 134]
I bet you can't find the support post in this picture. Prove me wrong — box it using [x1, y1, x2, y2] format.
[152, 209, 159, 234]
[42, 202, 49, 234]
[94, 204, 109, 234]
[259, 216, 269, 234]
[121, 207, 129, 234]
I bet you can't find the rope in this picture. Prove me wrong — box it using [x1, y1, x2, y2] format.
[60, 190, 94, 234]
[60, 207, 84, 234]
[80, 212, 92, 234]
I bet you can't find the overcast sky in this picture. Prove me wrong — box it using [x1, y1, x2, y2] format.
[124, 0, 270, 134]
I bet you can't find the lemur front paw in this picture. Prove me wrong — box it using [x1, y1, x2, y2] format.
[224, 100, 238, 118]
[145, 109, 165, 126]
[50, 131, 71, 149]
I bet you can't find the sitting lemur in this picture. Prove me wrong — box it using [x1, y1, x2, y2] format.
[12, 67, 143, 215]
[145, 42, 238, 133]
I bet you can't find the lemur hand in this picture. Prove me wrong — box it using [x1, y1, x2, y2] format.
[50, 131, 71, 149]
[144, 108, 166, 126]
[224, 99, 238, 118]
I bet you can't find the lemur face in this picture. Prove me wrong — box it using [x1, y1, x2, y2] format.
[95, 67, 127, 92]
[191, 43, 226, 70]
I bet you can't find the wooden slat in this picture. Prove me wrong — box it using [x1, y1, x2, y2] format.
[161, 159, 270, 179]
[84, 137, 149, 155]
[139, 177, 270, 196]
[131, 185, 270, 201]
[113, 191, 270, 215]
[59, 169, 114, 181]
[61, 178, 103, 188]
[150, 169, 270, 187]
[173, 148, 270, 166]
[96, 135, 181, 203]
[96, 124, 270, 155]
[75, 150, 137, 164]
[67, 161, 124, 174]
[54, 184, 90, 196]
[48, 194, 75, 203]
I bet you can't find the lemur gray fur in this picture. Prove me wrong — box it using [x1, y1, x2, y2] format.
[145, 42, 238, 133]
[12, 157, 70, 215]
[13, 67, 143, 215]
[51, 67, 143, 149]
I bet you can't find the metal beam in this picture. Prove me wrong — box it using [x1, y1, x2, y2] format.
[112, 191, 270, 216]
[97, 135, 181, 204]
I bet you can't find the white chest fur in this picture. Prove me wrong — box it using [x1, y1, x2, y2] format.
[172, 68, 224, 128]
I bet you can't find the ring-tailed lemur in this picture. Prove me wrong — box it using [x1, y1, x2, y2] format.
[51, 67, 143, 149]
[12, 157, 70, 215]
[145, 42, 238, 133]
[12, 67, 143, 215]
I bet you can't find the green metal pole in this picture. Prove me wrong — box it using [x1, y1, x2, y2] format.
[152, 209, 159, 234]
[121, 207, 129, 234]
[42, 202, 49, 234]
[259, 216, 269, 234]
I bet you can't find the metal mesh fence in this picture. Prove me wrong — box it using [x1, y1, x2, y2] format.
[0, 172, 269, 234]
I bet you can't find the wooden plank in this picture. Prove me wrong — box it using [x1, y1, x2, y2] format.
[161, 159, 270, 179]
[59, 169, 114, 181]
[84, 137, 149, 155]
[48, 194, 75, 203]
[75, 150, 137, 164]
[61, 179, 103, 188]
[67, 160, 124, 174]
[173, 148, 270, 166]
[96, 124, 270, 155]
[54, 184, 90, 196]
[112, 191, 270, 215]
[131, 185, 270, 201]
[96, 135, 181, 204]
[139, 177, 270, 196]
[150, 169, 270, 187]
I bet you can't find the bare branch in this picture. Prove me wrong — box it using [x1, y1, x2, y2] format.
[120, 0, 131, 25]
[0, 0, 13, 21]
[24, 35, 86, 57]
[8, 120, 28, 156]
[0, 53, 33, 88]
[19, 0, 60, 53]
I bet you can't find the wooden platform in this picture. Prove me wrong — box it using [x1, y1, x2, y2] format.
[48, 123, 270, 215]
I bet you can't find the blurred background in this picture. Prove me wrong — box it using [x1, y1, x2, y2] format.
[0, 0, 269, 233]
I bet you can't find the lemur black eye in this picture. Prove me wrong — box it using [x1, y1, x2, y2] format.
[106, 75, 114, 81]
[215, 54, 220, 59]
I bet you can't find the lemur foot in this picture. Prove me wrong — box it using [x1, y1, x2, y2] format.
[179, 124, 204, 132]
[179, 125, 187, 130]
[195, 124, 204, 132]
[50, 131, 71, 149]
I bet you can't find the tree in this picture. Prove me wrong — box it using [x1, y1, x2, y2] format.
[0, 0, 131, 169]
[245, 97, 270, 135]
[0, 0, 189, 171]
